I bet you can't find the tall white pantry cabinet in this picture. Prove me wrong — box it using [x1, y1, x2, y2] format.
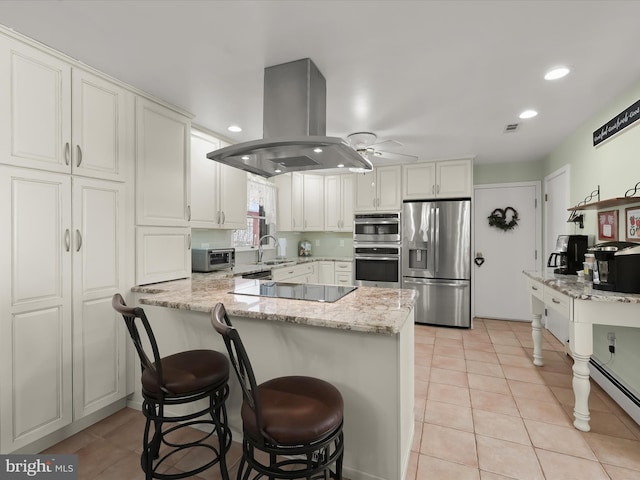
[0, 31, 139, 453]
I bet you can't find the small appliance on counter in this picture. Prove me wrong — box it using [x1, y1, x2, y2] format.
[589, 241, 640, 292]
[615, 245, 640, 293]
[298, 240, 312, 257]
[547, 235, 588, 274]
[192, 247, 235, 272]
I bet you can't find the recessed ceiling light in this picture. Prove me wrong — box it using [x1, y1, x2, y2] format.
[227, 125, 242, 133]
[313, 147, 323, 153]
[337, 164, 345, 168]
[274, 169, 282, 173]
[241, 155, 250, 161]
[544, 66, 570, 81]
[519, 110, 538, 119]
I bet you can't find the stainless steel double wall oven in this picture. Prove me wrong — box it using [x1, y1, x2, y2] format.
[353, 212, 402, 288]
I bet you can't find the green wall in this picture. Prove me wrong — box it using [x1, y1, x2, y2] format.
[474, 158, 544, 185]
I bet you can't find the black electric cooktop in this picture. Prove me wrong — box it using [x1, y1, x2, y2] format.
[230, 282, 357, 303]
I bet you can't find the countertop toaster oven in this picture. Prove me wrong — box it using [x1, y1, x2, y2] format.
[192, 248, 235, 272]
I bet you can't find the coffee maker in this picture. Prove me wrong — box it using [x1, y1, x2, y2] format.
[547, 235, 588, 275]
[590, 241, 639, 291]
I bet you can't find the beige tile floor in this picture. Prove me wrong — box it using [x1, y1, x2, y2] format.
[42, 318, 640, 479]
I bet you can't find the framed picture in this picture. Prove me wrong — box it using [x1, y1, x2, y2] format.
[598, 210, 618, 241]
[625, 207, 640, 241]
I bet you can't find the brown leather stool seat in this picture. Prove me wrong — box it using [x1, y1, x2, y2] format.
[211, 303, 344, 480]
[141, 350, 229, 396]
[113, 294, 232, 480]
[242, 376, 343, 445]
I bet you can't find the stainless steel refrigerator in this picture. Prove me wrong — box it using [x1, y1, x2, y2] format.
[402, 200, 471, 327]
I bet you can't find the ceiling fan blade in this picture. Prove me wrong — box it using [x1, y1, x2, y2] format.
[374, 149, 418, 163]
[371, 139, 403, 149]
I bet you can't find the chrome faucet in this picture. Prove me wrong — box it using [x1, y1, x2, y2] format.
[257, 234, 279, 264]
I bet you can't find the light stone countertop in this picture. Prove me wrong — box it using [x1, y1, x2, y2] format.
[132, 272, 416, 335]
[524, 270, 640, 304]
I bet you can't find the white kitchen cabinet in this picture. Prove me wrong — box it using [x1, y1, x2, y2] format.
[276, 173, 324, 231]
[136, 97, 191, 227]
[0, 167, 127, 453]
[325, 174, 354, 232]
[72, 177, 127, 420]
[334, 261, 354, 286]
[71, 69, 134, 181]
[136, 227, 191, 285]
[354, 165, 402, 212]
[190, 129, 247, 229]
[303, 174, 324, 230]
[0, 36, 133, 180]
[318, 261, 335, 284]
[0, 36, 71, 173]
[271, 262, 316, 283]
[0, 167, 72, 453]
[402, 159, 472, 199]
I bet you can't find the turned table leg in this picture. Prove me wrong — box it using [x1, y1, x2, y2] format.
[572, 352, 591, 431]
[531, 312, 544, 367]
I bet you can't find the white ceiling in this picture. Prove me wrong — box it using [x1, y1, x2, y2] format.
[3, 0, 640, 166]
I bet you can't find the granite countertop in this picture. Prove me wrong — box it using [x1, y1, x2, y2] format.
[132, 272, 415, 335]
[523, 270, 640, 304]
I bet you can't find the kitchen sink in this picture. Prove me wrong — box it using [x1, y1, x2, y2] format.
[241, 270, 273, 280]
[263, 259, 295, 265]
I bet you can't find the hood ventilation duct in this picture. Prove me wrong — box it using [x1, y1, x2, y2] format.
[207, 58, 372, 178]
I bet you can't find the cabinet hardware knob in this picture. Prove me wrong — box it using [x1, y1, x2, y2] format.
[532, 286, 538, 291]
[221, 211, 226, 224]
[188, 234, 191, 249]
[76, 229, 82, 252]
[76, 145, 83, 167]
[552, 298, 560, 304]
[64, 229, 70, 251]
[187, 205, 191, 221]
[64, 143, 70, 166]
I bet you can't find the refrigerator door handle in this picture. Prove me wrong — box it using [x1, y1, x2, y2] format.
[434, 207, 440, 274]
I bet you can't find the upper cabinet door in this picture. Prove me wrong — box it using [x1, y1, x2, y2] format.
[437, 159, 472, 198]
[136, 97, 191, 227]
[376, 165, 402, 211]
[71, 69, 134, 181]
[403, 163, 436, 200]
[218, 163, 247, 229]
[354, 170, 377, 212]
[0, 36, 72, 173]
[190, 130, 220, 227]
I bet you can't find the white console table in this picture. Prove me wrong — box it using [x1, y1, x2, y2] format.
[523, 271, 640, 432]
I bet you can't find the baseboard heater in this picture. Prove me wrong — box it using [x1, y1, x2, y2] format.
[589, 357, 640, 426]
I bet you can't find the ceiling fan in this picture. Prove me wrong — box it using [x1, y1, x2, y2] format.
[346, 132, 418, 166]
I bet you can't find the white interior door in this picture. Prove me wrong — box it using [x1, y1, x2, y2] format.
[474, 182, 540, 321]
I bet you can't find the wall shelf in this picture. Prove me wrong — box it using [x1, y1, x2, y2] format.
[568, 197, 640, 211]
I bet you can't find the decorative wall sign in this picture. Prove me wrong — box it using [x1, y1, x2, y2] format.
[593, 99, 640, 146]
[625, 207, 640, 241]
[597, 210, 618, 241]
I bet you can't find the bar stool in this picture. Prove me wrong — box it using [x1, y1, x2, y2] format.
[211, 302, 344, 480]
[112, 294, 232, 480]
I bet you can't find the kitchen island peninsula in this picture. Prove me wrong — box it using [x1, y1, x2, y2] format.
[132, 274, 416, 480]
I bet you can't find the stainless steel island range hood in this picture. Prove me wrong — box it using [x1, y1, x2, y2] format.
[207, 58, 372, 178]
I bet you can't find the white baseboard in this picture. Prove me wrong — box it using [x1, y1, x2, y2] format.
[589, 359, 640, 426]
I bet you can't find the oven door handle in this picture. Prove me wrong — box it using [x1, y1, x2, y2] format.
[355, 256, 400, 261]
[403, 278, 469, 288]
